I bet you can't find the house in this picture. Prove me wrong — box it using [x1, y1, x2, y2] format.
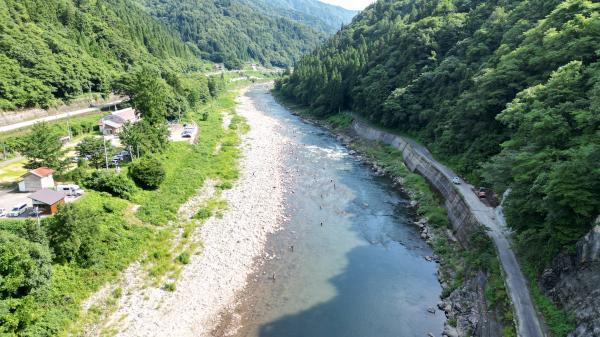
[18, 167, 55, 192]
[98, 108, 138, 135]
[28, 189, 65, 215]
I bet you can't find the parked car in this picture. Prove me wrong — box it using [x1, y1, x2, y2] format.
[8, 203, 28, 217]
[182, 132, 192, 138]
[478, 187, 487, 198]
[0, 208, 6, 217]
[452, 176, 461, 185]
[57, 184, 85, 197]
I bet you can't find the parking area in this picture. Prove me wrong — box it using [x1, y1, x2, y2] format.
[169, 123, 198, 144]
[0, 187, 82, 218]
[0, 188, 32, 217]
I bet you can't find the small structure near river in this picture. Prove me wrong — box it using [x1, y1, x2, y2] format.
[18, 167, 55, 192]
[28, 188, 65, 215]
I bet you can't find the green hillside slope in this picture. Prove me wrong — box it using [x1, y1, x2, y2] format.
[0, 0, 206, 110]
[242, 0, 357, 33]
[278, 0, 600, 328]
[136, 0, 328, 69]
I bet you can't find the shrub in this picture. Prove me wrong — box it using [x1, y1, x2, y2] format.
[0, 231, 52, 297]
[193, 208, 212, 220]
[128, 157, 166, 190]
[163, 283, 176, 292]
[177, 251, 190, 265]
[83, 170, 135, 199]
[47, 204, 103, 266]
[217, 181, 233, 190]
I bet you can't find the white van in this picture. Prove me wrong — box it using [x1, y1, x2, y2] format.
[57, 184, 84, 197]
[9, 203, 28, 217]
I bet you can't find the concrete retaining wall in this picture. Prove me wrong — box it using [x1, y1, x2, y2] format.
[352, 121, 482, 246]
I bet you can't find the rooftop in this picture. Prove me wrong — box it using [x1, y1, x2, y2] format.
[28, 188, 65, 205]
[23, 167, 54, 178]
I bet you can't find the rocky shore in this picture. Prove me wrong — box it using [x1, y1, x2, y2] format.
[102, 87, 288, 337]
[295, 116, 501, 337]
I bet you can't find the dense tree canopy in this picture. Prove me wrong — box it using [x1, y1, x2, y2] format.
[19, 123, 66, 170]
[0, 0, 207, 110]
[136, 0, 327, 68]
[278, 0, 600, 265]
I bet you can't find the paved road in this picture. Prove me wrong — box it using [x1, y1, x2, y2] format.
[354, 121, 546, 337]
[0, 99, 124, 133]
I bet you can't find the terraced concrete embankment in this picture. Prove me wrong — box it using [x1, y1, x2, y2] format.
[352, 120, 545, 337]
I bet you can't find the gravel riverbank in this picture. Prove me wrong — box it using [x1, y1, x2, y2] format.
[106, 86, 287, 337]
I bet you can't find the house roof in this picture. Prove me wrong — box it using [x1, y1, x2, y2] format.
[114, 108, 137, 122]
[28, 189, 64, 205]
[103, 120, 123, 129]
[22, 167, 54, 178]
[99, 108, 137, 128]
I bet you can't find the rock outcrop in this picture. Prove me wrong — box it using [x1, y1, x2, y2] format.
[541, 224, 600, 337]
[441, 272, 504, 337]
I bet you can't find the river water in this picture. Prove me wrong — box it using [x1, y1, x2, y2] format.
[215, 85, 445, 337]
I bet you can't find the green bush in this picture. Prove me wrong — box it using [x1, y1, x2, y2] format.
[128, 157, 166, 190]
[83, 170, 135, 200]
[47, 204, 103, 266]
[0, 231, 52, 297]
[193, 208, 212, 220]
[177, 251, 190, 265]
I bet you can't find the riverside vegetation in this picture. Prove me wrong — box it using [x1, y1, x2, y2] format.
[275, 98, 518, 336]
[0, 67, 253, 335]
[276, 0, 598, 335]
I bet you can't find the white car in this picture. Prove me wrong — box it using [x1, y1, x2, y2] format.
[9, 203, 28, 217]
[57, 184, 85, 197]
[0, 208, 6, 217]
[452, 176, 461, 185]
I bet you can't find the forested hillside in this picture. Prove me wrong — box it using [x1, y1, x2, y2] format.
[135, 0, 340, 69]
[0, 0, 207, 110]
[241, 0, 357, 33]
[278, 0, 600, 273]
[0, 0, 340, 111]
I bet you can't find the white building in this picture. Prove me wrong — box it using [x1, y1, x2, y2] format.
[18, 167, 55, 192]
[98, 108, 138, 135]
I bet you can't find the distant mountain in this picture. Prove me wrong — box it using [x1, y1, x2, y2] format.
[136, 0, 356, 69]
[136, 0, 322, 69]
[242, 0, 358, 33]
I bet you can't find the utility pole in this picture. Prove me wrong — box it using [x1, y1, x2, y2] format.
[66, 113, 72, 139]
[35, 206, 41, 229]
[103, 136, 109, 169]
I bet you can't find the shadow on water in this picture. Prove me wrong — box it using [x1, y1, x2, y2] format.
[217, 85, 444, 337]
[258, 244, 444, 337]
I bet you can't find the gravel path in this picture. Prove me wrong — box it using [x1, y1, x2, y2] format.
[101, 86, 286, 337]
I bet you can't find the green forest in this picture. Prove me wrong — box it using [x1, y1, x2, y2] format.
[0, 0, 211, 110]
[240, 0, 357, 34]
[135, 0, 324, 69]
[277, 0, 600, 269]
[0, 0, 347, 110]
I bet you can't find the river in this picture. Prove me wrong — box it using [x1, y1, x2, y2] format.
[214, 84, 445, 337]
